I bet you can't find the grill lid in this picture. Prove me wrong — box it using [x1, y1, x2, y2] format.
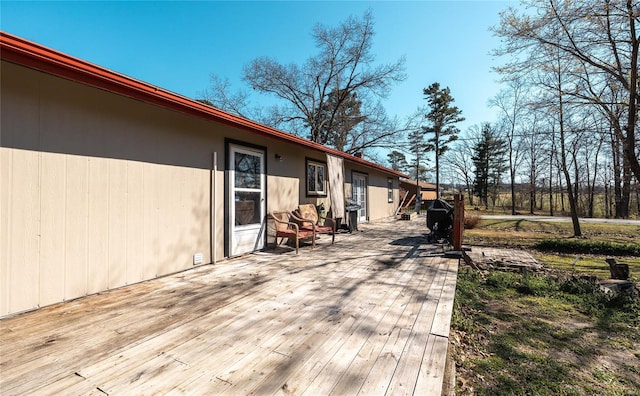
[345, 198, 362, 211]
[427, 198, 452, 210]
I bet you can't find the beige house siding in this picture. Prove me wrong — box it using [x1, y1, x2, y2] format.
[1, 53, 402, 317]
[2, 151, 220, 316]
[344, 164, 399, 221]
[0, 62, 306, 316]
[367, 173, 399, 220]
[1, 62, 214, 316]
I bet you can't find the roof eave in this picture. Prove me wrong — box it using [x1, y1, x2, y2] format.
[0, 31, 407, 179]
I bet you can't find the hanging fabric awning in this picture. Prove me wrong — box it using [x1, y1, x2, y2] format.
[326, 154, 345, 219]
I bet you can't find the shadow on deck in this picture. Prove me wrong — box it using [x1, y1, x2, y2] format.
[0, 216, 459, 395]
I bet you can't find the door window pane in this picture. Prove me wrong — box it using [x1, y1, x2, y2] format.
[235, 153, 261, 189]
[235, 191, 261, 225]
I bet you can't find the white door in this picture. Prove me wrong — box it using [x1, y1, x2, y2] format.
[352, 173, 367, 222]
[229, 145, 265, 256]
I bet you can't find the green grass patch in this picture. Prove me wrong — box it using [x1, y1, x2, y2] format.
[465, 218, 640, 278]
[452, 268, 640, 395]
[534, 239, 640, 256]
[456, 218, 640, 393]
[531, 253, 613, 278]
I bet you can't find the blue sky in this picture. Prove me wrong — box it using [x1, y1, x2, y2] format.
[1, 0, 514, 154]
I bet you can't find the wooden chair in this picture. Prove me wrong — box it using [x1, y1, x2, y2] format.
[269, 211, 315, 254]
[293, 204, 336, 244]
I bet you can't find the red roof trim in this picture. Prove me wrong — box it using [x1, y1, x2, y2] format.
[0, 31, 407, 178]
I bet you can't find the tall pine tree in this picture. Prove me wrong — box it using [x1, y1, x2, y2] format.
[472, 123, 507, 209]
[408, 128, 428, 181]
[387, 150, 409, 174]
[316, 89, 366, 152]
[423, 83, 464, 198]
[407, 128, 430, 211]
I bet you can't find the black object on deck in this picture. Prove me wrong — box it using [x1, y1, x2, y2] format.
[345, 198, 362, 233]
[426, 199, 454, 243]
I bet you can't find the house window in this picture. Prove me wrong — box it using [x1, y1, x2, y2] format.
[307, 159, 327, 196]
[388, 178, 394, 203]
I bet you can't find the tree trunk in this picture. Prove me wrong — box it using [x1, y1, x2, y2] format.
[530, 184, 535, 214]
[529, 163, 536, 214]
[587, 182, 594, 218]
[612, 139, 631, 219]
[559, 167, 565, 213]
[510, 170, 516, 215]
[624, 0, 640, 181]
[572, 149, 581, 217]
[549, 134, 555, 216]
[604, 180, 610, 218]
[587, 135, 603, 218]
[620, 162, 632, 218]
[556, 61, 581, 236]
[549, 177, 554, 216]
[611, 132, 624, 218]
[614, 182, 624, 218]
[635, 181, 640, 216]
[435, 130, 440, 199]
[561, 143, 582, 236]
[584, 143, 593, 218]
[509, 141, 516, 215]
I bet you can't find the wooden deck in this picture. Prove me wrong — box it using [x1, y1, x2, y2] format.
[0, 217, 459, 395]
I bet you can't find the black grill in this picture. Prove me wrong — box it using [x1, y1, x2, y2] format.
[345, 198, 361, 232]
[426, 198, 454, 243]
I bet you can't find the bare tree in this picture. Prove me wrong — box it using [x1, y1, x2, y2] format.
[202, 10, 406, 157]
[556, 56, 583, 236]
[523, 45, 583, 234]
[594, 83, 635, 217]
[579, 114, 607, 217]
[444, 129, 478, 206]
[520, 111, 548, 214]
[493, 0, 640, 187]
[490, 78, 527, 215]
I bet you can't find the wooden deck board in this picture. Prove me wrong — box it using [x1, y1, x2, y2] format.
[326, 259, 423, 394]
[415, 334, 450, 395]
[328, 257, 430, 396]
[355, 262, 439, 396]
[384, 260, 446, 396]
[168, 255, 380, 394]
[0, 217, 459, 395]
[430, 260, 459, 338]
